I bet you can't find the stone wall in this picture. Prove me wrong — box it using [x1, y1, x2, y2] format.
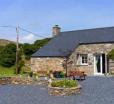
[48, 85, 81, 96]
[68, 43, 114, 75]
[108, 59, 114, 74]
[31, 57, 65, 72]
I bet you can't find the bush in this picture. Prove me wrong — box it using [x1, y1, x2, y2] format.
[60, 72, 65, 78]
[108, 49, 114, 59]
[29, 71, 33, 77]
[51, 80, 77, 88]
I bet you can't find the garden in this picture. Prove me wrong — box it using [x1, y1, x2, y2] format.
[0, 69, 82, 96]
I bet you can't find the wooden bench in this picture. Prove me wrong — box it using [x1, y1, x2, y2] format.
[68, 70, 86, 80]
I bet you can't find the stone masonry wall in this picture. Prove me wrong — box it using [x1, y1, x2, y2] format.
[31, 57, 65, 72]
[68, 43, 114, 75]
[108, 59, 114, 74]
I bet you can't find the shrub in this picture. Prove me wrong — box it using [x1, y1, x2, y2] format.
[51, 80, 77, 88]
[29, 71, 33, 77]
[60, 72, 65, 78]
[108, 49, 114, 59]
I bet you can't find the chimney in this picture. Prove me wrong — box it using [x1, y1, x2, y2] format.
[52, 25, 61, 36]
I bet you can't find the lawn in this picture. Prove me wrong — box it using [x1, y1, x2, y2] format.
[0, 65, 31, 78]
[0, 65, 15, 77]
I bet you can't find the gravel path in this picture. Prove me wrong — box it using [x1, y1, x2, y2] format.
[0, 77, 114, 104]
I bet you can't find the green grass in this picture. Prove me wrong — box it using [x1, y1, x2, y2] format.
[0, 65, 16, 77]
[0, 65, 32, 78]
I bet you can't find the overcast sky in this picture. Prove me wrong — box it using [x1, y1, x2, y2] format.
[0, 0, 114, 43]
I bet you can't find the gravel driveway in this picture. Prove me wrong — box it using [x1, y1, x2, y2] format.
[0, 77, 114, 104]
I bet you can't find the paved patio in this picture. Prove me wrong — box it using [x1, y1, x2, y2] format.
[0, 77, 114, 104]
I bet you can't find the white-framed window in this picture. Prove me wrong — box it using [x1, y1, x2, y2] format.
[76, 54, 88, 65]
[81, 54, 88, 65]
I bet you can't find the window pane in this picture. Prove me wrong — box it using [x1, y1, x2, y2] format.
[81, 54, 88, 64]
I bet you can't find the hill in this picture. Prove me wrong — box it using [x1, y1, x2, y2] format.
[0, 39, 15, 46]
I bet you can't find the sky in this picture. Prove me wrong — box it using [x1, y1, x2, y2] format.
[0, 0, 114, 43]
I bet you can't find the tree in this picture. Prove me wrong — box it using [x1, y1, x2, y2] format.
[22, 43, 36, 60]
[0, 46, 4, 53]
[58, 49, 73, 77]
[34, 38, 51, 49]
[22, 38, 51, 60]
[0, 43, 16, 67]
[17, 46, 25, 74]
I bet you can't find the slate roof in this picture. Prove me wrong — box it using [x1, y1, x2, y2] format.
[32, 27, 114, 57]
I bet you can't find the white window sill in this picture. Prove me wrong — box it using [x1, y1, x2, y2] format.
[79, 64, 88, 66]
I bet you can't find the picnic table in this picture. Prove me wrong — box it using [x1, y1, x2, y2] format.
[68, 70, 86, 80]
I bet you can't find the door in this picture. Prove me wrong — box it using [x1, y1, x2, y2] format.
[94, 54, 108, 75]
[95, 54, 102, 75]
[102, 54, 106, 74]
[94, 54, 106, 75]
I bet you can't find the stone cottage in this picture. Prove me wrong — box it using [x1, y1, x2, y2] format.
[31, 25, 114, 76]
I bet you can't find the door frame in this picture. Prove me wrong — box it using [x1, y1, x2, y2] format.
[94, 53, 107, 75]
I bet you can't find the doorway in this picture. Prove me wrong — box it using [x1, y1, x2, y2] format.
[94, 54, 106, 75]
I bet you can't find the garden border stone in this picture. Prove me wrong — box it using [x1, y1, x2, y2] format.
[48, 84, 81, 96]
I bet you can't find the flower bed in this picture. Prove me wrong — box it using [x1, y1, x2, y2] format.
[48, 80, 81, 96]
[51, 80, 77, 88]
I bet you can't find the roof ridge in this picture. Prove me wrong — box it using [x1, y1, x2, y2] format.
[60, 26, 114, 34]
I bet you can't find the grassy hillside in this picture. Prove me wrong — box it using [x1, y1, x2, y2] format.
[0, 39, 15, 46]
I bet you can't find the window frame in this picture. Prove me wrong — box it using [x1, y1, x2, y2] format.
[80, 54, 88, 65]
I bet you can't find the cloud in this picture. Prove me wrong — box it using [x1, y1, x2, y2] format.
[21, 33, 36, 43]
[23, 34, 34, 40]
